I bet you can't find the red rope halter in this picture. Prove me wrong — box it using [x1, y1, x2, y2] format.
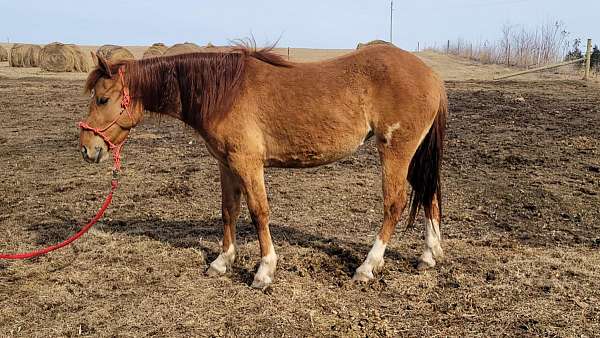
[0, 68, 134, 260]
[78, 67, 135, 172]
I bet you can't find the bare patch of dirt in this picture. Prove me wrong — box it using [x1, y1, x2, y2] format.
[1, 78, 599, 336]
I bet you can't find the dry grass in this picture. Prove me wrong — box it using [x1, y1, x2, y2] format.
[2, 235, 598, 336]
[0, 45, 7, 62]
[142, 43, 168, 59]
[96, 45, 135, 63]
[9, 44, 42, 68]
[163, 42, 202, 56]
[39, 43, 89, 73]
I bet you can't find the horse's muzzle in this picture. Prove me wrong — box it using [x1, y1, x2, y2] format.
[81, 145, 107, 163]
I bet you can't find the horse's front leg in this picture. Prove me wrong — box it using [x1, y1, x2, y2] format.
[231, 159, 277, 289]
[207, 164, 242, 275]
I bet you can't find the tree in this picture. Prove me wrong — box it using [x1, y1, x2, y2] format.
[565, 38, 583, 61]
[591, 45, 600, 72]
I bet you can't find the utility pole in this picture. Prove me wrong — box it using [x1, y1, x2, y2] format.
[389, 1, 394, 43]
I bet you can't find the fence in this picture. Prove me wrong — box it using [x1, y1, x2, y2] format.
[494, 39, 593, 80]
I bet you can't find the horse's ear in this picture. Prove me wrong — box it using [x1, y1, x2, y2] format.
[93, 51, 112, 78]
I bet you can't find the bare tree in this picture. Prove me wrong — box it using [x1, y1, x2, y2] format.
[427, 21, 571, 68]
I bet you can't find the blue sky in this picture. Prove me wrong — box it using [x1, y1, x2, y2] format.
[1, 1, 597, 50]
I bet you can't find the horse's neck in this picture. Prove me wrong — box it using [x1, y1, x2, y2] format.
[131, 53, 245, 134]
[131, 62, 183, 122]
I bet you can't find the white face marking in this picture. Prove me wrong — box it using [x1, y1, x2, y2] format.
[354, 236, 387, 280]
[209, 244, 236, 274]
[384, 122, 401, 146]
[253, 243, 277, 287]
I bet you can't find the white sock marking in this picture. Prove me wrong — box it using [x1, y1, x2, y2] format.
[355, 237, 387, 278]
[420, 218, 442, 267]
[254, 244, 277, 286]
[209, 244, 236, 274]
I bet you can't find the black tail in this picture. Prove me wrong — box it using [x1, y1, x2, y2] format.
[407, 89, 448, 227]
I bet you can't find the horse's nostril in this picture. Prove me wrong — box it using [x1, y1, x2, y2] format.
[94, 147, 102, 163]
[81, 146, 88, 158]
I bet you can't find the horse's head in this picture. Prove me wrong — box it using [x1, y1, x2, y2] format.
[79, 53, 142, 163]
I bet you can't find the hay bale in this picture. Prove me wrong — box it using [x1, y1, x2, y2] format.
[142, 43, 168, 59]
[163, 42, 202, 56]
[39, 42, 89, 72]
[97, 45, 135, 62]
[0, 45, 8, 62]
[9, 44, 42, 67]
[357, 40, 391, 49]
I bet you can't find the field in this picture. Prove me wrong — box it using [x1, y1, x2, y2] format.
[1, 49, 599, 337]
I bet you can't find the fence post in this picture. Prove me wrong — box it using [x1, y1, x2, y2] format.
[447, 40, 450, 54]
[584, 38, 592, 80]
[287, 47, 290, 61]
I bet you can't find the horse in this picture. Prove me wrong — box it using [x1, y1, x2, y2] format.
[79, 44, 447, 289]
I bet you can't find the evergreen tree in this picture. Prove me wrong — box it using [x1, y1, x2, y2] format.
[591, 45, 600, 71]
[565, 39, 583, 61]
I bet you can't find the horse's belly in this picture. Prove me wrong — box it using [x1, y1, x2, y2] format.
[265, 132, 372, 168]
[266, 150, 351, 168]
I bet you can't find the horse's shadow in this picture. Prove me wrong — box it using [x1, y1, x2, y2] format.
[22, 216, 413, 283]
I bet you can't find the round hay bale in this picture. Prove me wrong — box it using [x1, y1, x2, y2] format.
[39, 42, 89, 72]
[357, 40, 391, 49]
[9, 44, 42, 67]
[0, 45, 8, 62]
[163, 42, 202, 56]
[97, 45, 134, 62]
[142, 43, 168, 59]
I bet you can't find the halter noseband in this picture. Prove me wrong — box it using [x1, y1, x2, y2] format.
[78, 67, 135, 171]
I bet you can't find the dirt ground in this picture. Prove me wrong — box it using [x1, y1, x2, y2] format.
[1, 53, 600, 337]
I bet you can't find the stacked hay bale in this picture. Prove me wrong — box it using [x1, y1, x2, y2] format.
[0, 45, 8, 62]
[9, 44, 42, 67]
[163, 42, 202, 56]
[356, 40, 391, 49]
[142, 43, 168, 59]
[97, 45, 135, 62]
[39, 42, 89, 72]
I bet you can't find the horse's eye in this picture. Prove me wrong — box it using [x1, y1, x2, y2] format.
[96, 97, 109, 105]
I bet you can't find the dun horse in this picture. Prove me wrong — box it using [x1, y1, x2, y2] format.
[79, 44, 447, 289]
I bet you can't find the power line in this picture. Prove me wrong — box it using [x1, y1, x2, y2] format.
[390, 1, 394, 43]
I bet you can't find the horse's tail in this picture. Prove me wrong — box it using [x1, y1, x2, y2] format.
[406, 87, 448, 227]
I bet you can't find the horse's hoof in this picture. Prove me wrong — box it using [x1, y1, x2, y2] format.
[352, 269, 374, 282]
[207, 264, 226, 276]
[432, 246, 444, 260]
[417, 259, 435, 271]
[251, 277, 272, 290]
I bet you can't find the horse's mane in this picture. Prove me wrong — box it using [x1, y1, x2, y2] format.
[85, 46, 291, 127]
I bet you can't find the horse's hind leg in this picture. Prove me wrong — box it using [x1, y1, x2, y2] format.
[418, 194, 444, 270]
[353, 141, 412, 282]
[208, 164, 242, 275]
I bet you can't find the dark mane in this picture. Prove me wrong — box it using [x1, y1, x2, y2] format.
[85, 47, 291, 127]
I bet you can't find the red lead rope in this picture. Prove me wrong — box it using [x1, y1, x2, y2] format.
[0, 181, 118, 260]
[0, 68, 132, 260]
